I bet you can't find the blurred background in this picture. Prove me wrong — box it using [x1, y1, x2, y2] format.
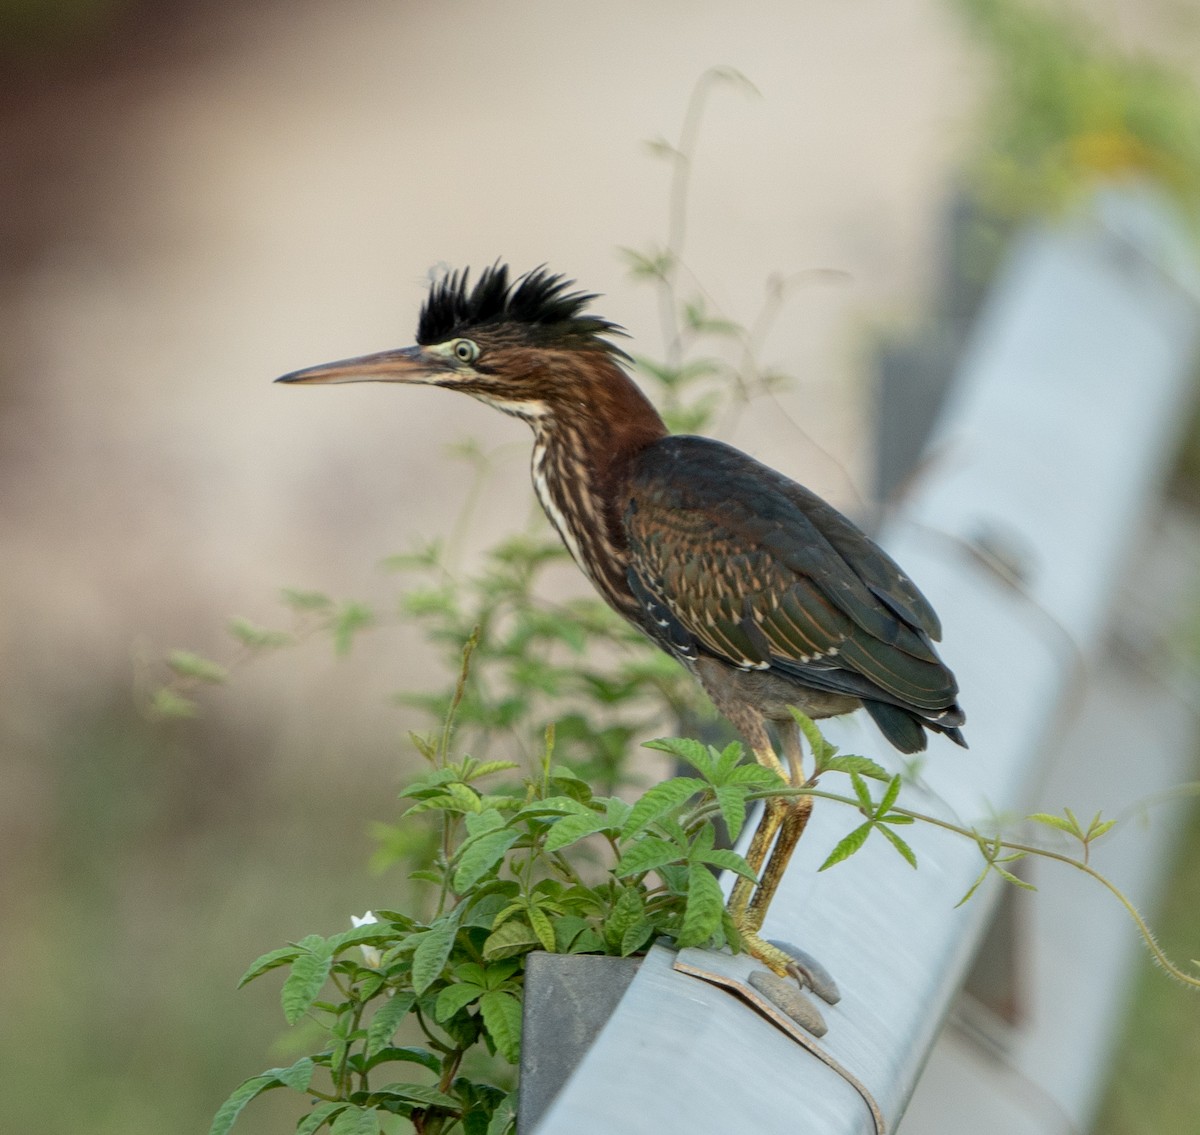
[2, 0, 1199, 1132]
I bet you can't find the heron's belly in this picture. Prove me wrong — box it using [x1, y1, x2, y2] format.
[693, 656, 859, 725]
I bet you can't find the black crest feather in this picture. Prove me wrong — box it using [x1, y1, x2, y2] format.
[416, 263, 627, 354]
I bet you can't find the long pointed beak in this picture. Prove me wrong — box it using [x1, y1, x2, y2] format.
[275, 345, 448, 385]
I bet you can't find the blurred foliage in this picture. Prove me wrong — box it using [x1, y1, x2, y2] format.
[953, 0, 1200, 230]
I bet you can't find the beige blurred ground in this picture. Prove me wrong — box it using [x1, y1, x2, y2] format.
[1, 1, 1196, 1132]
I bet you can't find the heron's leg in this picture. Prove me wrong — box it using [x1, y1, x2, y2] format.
[745, 718, 813, 930]
[725, 744, 787, 924]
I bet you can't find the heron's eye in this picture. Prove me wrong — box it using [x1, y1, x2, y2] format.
[451, 339, 479, 364]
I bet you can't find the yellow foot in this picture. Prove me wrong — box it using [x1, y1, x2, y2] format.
[735, 924, 841, 1004]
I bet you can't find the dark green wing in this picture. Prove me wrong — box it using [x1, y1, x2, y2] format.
[623, 435, 962, 722]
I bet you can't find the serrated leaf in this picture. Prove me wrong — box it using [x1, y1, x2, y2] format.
[411, 921, 457, 994]
[435, 981, 485, 1022]
[643, 736, 712, 775]
[361, 1045, 441, 1075]
[296, 1101, 345, 1135]
[878, 774, 903, 815]
[464, 760, 520, 781]
[363, 1083, 458, 1109]
[453, 828, 519, 891]
[543, 810, 610, 852]
[1027, 812, 1076, 833]
[274, 1056, 315, 1092]
[725, 763, 785, 788]
[818, 821, 872, 871]
[527, 904, 556, 952]
[479, 990, 523, 1064]
[714, 785, 748, 842]
[167, 650, 228, 684]
[878, 824, 918, 868]
[237, 945, 301, 988]
[697, 847, 757, 881]
[789, 707, 836, 765]
[620, 919, 655, 957]
[207, 1073, 281, 1135]
[850, 772, 874, 812]
[824, 755, 890, 781]
[956, 863, 992, 908]
[613, 836, 683, 878]
[366, 992, 417, 1056]
[621, 778, 704, 838]
[604, 886, 645, 947]
[995, 865, 1037, 891]
[329, 1105, 380, 1135]
[677, 863, 725, 947]
[282, 951, 332, 1025]
[483, 918, 540, 961]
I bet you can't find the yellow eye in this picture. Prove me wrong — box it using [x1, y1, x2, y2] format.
[452, 339, 479, 364]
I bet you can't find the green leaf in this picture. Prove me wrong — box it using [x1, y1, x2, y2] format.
[714, 785, 748, 842]
[275, 1056, 315, 1092]
[296, 1102, 345, 1135]
[621, 778, 704, 838]
[281, 587, 333, 611]
[603, 885, 646, 949]
[436, 981, 485, 1022]
[366, 1083, 459, 1110]
[412, 920, 458, 994]
[464, 759, 521, 781]
[878, 774, 903, 815]
[527, 904, 557, 952]
[483, 918, 541, 961]
[366, 992, 417, 1056]
[850, 772, 874, 812]
[620, 919, 655, 957]
[454, 828, 520, 891]
[613, 836, 683, 878]
[543, 810, 610, 852]
[228, 617, 293, 649]
[697, 847, 757, 881]
[479, 990, 523, 1064]
[167, 650, 228, 684]
[485, 1090, 518, 1135]
[878, 824, 918, 868]
[282, 950, 332, 1025]
[237, 945, 301, 988]
[643, 736, 712, 776]
[332, 601, 374, 655]
[818, 821, 872, 871]
[150, 687, 198, 718]
[823, 755, 890, 781]
[361, 1046, 442, 1074]
[677, 863, 725, 947]
[329, 1105, 380, 1135]
[207, 1073, 281, 1135]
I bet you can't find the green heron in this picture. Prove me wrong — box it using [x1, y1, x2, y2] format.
[278, 264, 965, 987]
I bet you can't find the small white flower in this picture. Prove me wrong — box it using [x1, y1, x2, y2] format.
[351, 911, 383, 969]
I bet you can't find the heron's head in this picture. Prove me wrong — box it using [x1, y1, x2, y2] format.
[276, 263, 634, 425]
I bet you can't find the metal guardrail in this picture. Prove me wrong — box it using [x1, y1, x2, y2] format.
[529, 187, 1200, 1135]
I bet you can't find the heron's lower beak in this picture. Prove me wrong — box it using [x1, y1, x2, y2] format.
[275, 345, 448, 385]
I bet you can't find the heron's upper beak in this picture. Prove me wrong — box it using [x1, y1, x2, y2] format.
[275, 345, 450, 386]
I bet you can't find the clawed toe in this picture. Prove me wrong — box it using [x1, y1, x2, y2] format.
[767, 938, 841, 1005]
